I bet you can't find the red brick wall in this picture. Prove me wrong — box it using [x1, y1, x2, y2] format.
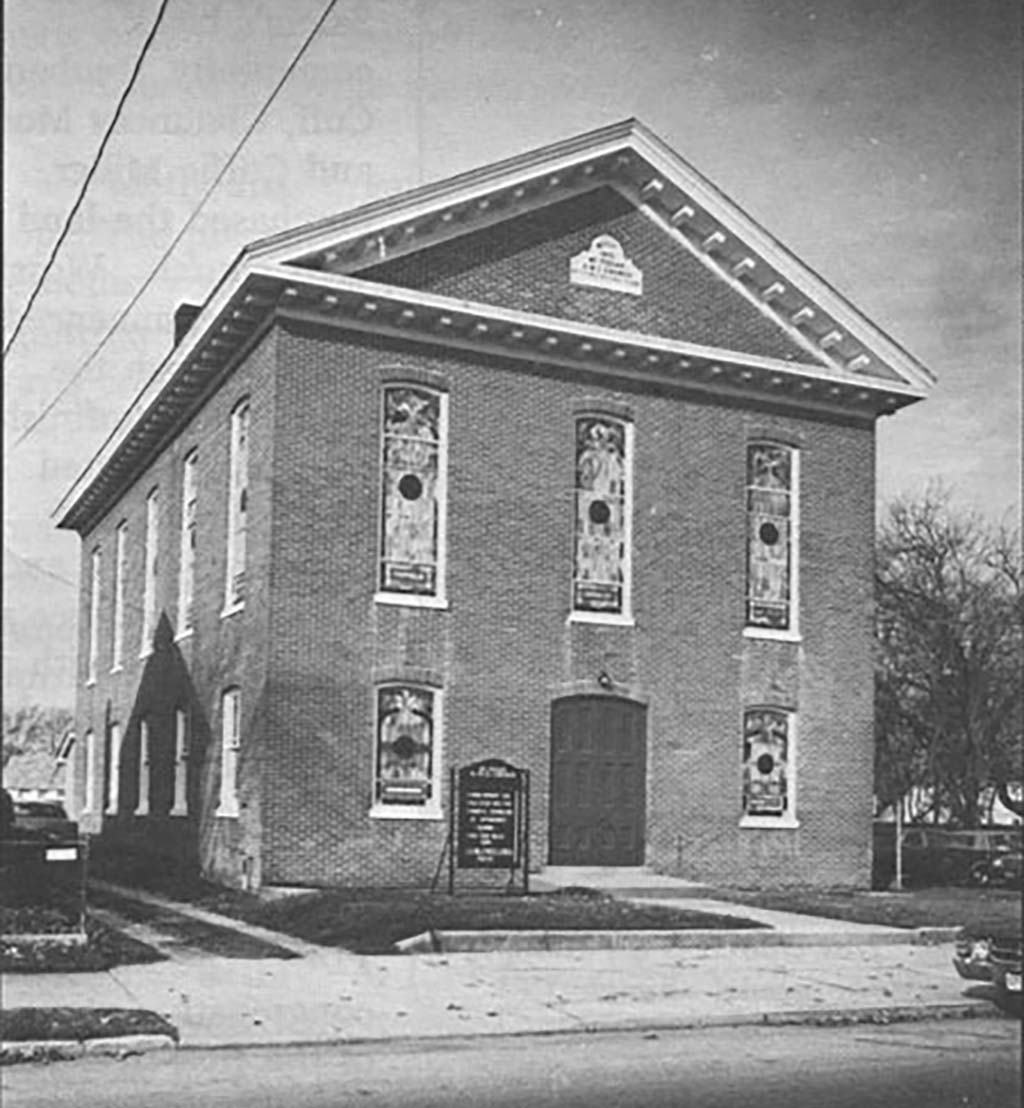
[358, 186, 816, 365]
[71, 329, 279, 888]
[260, 319, 875, 888]
[68, 193, 877, 891]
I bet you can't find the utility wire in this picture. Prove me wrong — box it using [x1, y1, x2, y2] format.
[3, 0, 173, 362]
[12, 0, 340, 451]
[4, 546, 77, 588]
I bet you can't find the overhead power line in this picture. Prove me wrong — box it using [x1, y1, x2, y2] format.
[3, 0, 173, 362]
[4, 546, 77, 588]
[12, 0, 340, 451]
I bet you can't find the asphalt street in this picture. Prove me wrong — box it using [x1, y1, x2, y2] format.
[3, 1017, 1020, 1108]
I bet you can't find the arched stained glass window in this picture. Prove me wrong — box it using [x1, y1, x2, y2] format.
[746, 443, 796, 631]
[375, 686, 436, 808]
[380, 386, 445, 598]
[742, 707, 792, 818]
[573, 416, 631, 615]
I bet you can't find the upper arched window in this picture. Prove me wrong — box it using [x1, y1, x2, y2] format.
[377, 384, 448, 606]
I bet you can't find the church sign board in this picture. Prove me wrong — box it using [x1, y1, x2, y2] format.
[449, 759, 529, 893]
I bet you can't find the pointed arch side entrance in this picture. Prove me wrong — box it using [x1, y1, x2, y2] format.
[549, 695, 647, 866]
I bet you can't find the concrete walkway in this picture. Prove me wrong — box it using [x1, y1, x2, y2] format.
[2, 873, 998, 1052]
[2, 939, 994, 1050]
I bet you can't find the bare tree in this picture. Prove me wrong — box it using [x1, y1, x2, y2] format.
[2, 705, 74, 767]
[875, 490, 1022, 827]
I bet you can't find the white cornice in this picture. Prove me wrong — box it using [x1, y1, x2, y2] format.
[55, 118, 934, 534]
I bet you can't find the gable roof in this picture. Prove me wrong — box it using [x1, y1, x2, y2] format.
[55, 119, 932, 533]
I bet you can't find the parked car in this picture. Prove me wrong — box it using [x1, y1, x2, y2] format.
[968, 850, 1022, 889]
[873, 823, 1020, 888]
[988, 931, 1023, 1016]
[953, 925, 1022, 1016]
[12, 800, 78, 842]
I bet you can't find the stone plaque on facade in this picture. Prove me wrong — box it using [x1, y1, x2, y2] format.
[569, 234, 643, 295]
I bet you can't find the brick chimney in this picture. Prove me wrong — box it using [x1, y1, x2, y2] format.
[174, 303, 203, 345]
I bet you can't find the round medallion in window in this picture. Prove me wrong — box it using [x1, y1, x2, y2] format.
[759, 521, 780, 546]
[756, 753, 775, 776]
[398, 473, 423, 501]
[588, 499, 611, 525]
[393, 733, 417, 761]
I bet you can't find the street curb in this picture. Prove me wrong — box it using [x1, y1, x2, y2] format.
[170, 1000, 1002, 1053]
[396, 927, 957, 953]
[1, 1033, 176, 1066]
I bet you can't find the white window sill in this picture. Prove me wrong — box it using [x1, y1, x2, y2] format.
[369, 806, 444, 821]
[215, 807, 240, 820]
[174, 629, 194, 643]
[139, 649, 153, 661]
[169, 807, 189, 817]
[109, 665, 123, 675]
[567, 611, 635, 628]
[374, 592, 449, 611]
[220, 603, 245, 620]
[740, 815, 800, 830]
[743, 627, 802, 644]
[85, 678, 97, 688]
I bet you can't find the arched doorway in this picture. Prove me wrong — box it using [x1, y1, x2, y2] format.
[549, 695, 647, 865]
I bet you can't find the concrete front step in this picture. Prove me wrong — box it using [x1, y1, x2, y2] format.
[537, 867, 713, 896]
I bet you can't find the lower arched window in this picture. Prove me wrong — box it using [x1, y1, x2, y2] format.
[372, 684, 442, 818]
[741, 707, 797, 826]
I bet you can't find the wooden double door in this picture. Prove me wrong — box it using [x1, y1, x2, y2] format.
[549, 696, 647, 866]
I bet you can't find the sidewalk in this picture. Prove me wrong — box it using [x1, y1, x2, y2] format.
[2, 877, 997, 1052]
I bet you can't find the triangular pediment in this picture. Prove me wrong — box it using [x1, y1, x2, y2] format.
[249, 119, 933, 393]
[56, 120, 934, 535]
[354, 186, 815, 365]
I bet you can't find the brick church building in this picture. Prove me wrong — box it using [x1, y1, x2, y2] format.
[57, 120, 932, 890]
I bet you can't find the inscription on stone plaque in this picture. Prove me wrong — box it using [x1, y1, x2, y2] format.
[569, 235, 643, 296]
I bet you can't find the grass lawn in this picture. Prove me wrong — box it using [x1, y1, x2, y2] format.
[0, 913, 165, 974]
[86, 886, 300, 959]
[91, 864, 768, 954]
[710, 884, 1022, 933]
[215, 887, 767, 953]
[0, 1007, 177, 1044]
[88, 852, 769, 954]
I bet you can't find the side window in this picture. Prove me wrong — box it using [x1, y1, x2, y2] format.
[106, 721, 122, 815]
[141, 488, 159, 655]
[83, 730, 96, 812]
[217, 688, 241, 817]
[87, 547, 101, 685]
[372, 684, 441, 817]
[224, 402, 249, 612]
[745, 443, 799, 635]
[171, 707, 189, 816]
[741, 707, 796, 825]
[571, 415, 632, 620]
[111, 522, 127, 669]
[378, 385, 447, 604]
[135, 718, 150, 816]
[178, 450, 198, 635]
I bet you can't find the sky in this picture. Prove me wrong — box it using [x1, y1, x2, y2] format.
[4, 0, 1021, 707]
